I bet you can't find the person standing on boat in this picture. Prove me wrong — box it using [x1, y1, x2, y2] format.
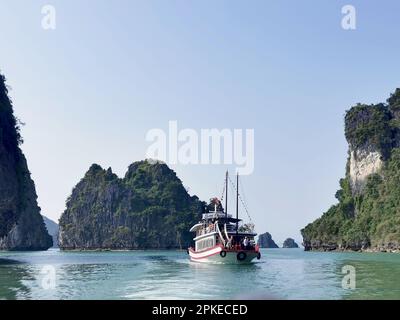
[243, 237, 249, 249]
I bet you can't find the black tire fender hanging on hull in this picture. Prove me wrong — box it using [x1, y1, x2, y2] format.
[237, 251, 247, 261]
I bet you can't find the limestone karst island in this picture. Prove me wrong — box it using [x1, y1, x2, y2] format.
[302, 90, 400, 253]
[0, 74, 52, 250]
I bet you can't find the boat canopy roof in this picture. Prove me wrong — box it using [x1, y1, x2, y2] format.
[189, 223, 203, 232]
[202, 211, 228, 220]
[202, 212, 242, 223]
[219, 217, 242, 224]
[229, 231, 257, 237]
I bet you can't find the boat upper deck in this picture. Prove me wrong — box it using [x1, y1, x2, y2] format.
[201, 211, 242, 223]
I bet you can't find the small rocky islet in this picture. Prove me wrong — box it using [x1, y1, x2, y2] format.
[257, 232, 279, 248]
[283, 238, 299, 248]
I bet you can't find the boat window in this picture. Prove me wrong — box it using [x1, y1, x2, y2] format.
[196, 237, 215, 251]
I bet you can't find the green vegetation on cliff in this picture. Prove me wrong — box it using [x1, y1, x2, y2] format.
[59, 160, 206, 249]
[302, 89, 400, 251]
[344, 103, 392, 157]
[0, 74, 22, 235]
[0, 73, 52, 250]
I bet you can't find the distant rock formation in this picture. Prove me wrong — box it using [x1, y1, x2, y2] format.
[302, 89, 400, 252]
[283, 238, 299, 248]
[59, 160, 205, 250]
[257, 232, 279, 248]
[0, 73, 52, 250]
[42, 216, 59, 247]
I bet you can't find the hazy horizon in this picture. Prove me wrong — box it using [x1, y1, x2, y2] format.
[1, 0, 400, 244]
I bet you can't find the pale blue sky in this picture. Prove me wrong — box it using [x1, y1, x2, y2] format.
[1, 0, 399, 244]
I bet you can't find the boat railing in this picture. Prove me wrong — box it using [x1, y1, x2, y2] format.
[222, 222, 255, 234]
[202, 212, 232, 220]
[226, 243, 256, 251]
[197, 224, 217, 236]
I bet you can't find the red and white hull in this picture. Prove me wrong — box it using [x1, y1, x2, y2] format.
[188, 245, 260, 264]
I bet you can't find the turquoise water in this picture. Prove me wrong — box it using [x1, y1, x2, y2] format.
[0, 248, 399, 300]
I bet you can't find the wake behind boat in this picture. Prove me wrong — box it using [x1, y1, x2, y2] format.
[188, 172, 261, 264]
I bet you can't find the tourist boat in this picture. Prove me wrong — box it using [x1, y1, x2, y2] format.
[188, 172, 261, 263]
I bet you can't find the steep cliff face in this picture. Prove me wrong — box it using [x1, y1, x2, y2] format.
[345, 103, 392, 195]
[59, 160, 205, 250]
[302, 90, 400, 252]
[257, 232, 279, 248]
[0, 73, 52, 250]
[349, 148, 383, 195]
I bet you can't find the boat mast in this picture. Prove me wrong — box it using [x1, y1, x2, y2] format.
[225, 171, 228, 218]
[236, 173, 239, 234]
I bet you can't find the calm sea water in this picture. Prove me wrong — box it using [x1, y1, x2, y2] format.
[0, 248, 399, 300]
